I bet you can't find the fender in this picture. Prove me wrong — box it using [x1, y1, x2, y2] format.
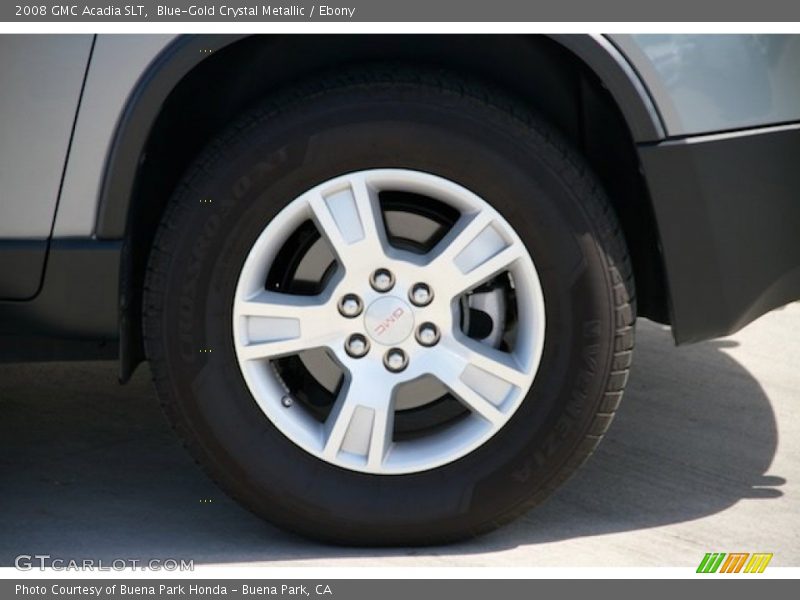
[94, 34, 244, 239]
[550, 34, 666, 142]
[86, 34, 666, 380]
[93, 34, 666, 239]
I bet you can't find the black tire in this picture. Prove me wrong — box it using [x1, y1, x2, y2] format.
[143, 68, 635, 545]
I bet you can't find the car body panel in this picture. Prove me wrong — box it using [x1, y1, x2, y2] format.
[0, 35, 93, 299]
[45, 34, 800, 241]
[53, 34, 175, 237]
[0, 35, 93, 240]
[611, 34, 800, 136]
[2, 33, 800, 358]
[639, 123, 800, 342]
[551, 34, 665, 142]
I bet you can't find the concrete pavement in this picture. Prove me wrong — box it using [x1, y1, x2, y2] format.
[1, 305, 798, 567]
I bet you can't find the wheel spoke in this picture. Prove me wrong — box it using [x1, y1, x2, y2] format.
[455, 242, 525, 294]
[428, 210, 495, 266]
[365, 405, 394, 469]
[427, 211, 524, 297]
[449, 337, 530, 389]
[306, 175, 388, 267]
[322, 376, 394, 468]
[235, 290, 326, 318]
[429, 336, 530, 423]
[444, 377, 505, 426]
[235, 291, 336, 360]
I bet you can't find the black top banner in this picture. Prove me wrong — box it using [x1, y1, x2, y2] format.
[4, 0, 800, 22]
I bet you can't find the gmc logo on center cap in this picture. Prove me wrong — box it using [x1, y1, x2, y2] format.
[374, 307, 405, 336]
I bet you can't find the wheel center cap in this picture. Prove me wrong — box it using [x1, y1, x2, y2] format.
[364, 296, 415, 345]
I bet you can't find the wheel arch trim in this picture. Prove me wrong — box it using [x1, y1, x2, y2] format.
[90, 33, 667, 381]
[93, 33, 666, 240]
[94, 34, 245, 240]
[550, 34, 666, 142]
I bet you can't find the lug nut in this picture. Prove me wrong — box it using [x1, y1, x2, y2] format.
[410, 283, 433, 307]
[416, 322, 440, 347]
[338, 294, 363, 318]
[345, 333, 370, 358]
[370, 268, 395, 292]
[383, 348, 408, 373]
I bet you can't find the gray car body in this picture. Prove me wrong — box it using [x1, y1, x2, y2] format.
[2, 33, 800, 364]
[0, 35, 172, 239]
[4, 34, 800, 238]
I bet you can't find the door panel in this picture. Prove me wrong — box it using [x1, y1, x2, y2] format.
[0, 34, 93, 298]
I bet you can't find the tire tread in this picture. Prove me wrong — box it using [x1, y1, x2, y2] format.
[143, 65, 637, 545]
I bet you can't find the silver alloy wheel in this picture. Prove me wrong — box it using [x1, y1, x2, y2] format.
[232, 169, 546, 474]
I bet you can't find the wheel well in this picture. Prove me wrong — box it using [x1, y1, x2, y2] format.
[121, 34, 669, 379]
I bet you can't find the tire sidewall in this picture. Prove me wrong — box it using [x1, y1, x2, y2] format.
[148, 84, 618, 542]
